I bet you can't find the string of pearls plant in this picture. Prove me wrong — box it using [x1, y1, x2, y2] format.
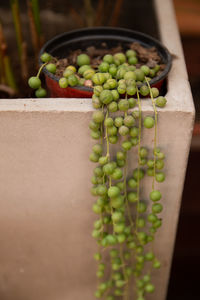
[88, 52, 166, 300]
[28, 49, 167, 300]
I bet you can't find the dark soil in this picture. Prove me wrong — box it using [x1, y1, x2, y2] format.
[52, 42, 166, 79]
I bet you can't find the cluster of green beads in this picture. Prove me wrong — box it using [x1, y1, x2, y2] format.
[28, 52, 54, 97]
[88, 50, 167, 300]
[28, 47, 167, 299]
[57, 50, 163, 93]
[28, 48, 169, 104]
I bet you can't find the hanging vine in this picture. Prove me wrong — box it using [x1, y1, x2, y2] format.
[28, 46, 168, 300]
[89, 52, 167, 300]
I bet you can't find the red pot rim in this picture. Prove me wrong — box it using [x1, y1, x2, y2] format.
[39, 27, 172, 94]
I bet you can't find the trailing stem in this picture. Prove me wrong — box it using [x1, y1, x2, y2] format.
[145, 78, 158, 190]
[37, 62, 48, 78]
[88, 48, 166, 300]
[119, 244, 128, 300]
[124, 152, 134, 228]
[145, 78, 158, 265]
[135, 87, 142, 233]
[105, 110, 110, 160]
[100, 105, 104, 145]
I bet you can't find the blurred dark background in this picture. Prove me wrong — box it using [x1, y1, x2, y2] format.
[167, 1, 200, 299]
[0, 0, 200, 299]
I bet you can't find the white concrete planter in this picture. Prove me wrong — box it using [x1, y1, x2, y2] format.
[0, 1, 194, 300]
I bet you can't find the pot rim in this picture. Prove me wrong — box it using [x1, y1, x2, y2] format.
[39, 26, 172, 92]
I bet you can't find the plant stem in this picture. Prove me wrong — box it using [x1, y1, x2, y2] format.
[101, 105, 104, 145]
[37, 62, 48, 77]
[10, 0, 28, 79]
[105, 110, 114, 236]
[145, 78, 158, 190]
[10, 0, 22, 57]
[103, 262, 113, 298]
[27, 0, 43, 61]
[124, 95, 135, 229]
[29, 0, 42, 37]
[135, 88, 142, 233]
[105, 110, 110, 159]
[124, 154, 134, 228]
[145, 79, 158, 261]
[119, 244, 128, 300]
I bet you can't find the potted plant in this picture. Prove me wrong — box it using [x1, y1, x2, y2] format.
[28, 27, 171, 99]
[27, 27, 172, 300]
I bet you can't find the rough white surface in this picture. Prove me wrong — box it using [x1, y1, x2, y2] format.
[0, 0, 195, 300]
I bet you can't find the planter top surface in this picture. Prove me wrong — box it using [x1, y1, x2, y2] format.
[0, 0, 194, 116]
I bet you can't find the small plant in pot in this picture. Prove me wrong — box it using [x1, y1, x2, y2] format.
[28, 27, 171, 98]
[28, 27, 171, 300]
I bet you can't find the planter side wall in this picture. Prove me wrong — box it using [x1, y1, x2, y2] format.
[0, 104, 194, 300]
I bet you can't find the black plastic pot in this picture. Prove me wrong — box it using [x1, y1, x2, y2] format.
[39, 27, 172, 97]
